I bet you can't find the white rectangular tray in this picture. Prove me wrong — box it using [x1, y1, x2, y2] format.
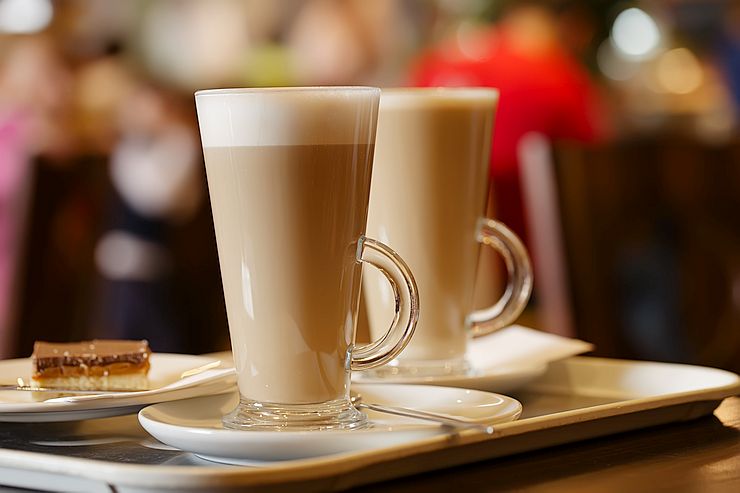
[0, 356, 737, 492]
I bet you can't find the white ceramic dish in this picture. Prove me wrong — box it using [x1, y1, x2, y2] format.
[0, 354, 236, 422]
[352, 325, 593, 392]
[138, 383, 522, 463]
[352, 361, 548, 393]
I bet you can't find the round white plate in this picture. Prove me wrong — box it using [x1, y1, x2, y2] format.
[352, 362, 547, 392]
[0, 354, 236, 422]
[138, 383, 522, 463]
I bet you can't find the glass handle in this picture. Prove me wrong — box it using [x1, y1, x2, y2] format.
[467, 218, 533, 337]
[351, 236, 419, 371]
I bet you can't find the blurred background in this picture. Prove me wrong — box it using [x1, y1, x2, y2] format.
[0, 0, 738, 372]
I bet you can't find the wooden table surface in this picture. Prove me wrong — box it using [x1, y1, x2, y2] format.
[356, 396, 740, 493]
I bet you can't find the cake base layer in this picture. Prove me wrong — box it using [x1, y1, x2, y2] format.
[31, 373, 149, 391]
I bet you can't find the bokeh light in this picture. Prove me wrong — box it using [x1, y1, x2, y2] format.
[0, 0, 53, 34]
[655, 48, 703, 95]
[611, 8, 661, 60]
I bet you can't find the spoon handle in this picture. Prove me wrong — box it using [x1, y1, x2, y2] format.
[357, 402, 494, 434]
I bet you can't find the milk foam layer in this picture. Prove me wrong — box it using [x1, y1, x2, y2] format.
[380, 88, 499, 110]
[195, 87, 380, 147]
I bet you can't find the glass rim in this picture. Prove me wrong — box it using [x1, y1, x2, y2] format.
[195, 86, 380, 97]
[380, 87, 499, 103]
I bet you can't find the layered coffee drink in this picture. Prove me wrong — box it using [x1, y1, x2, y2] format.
[204, 143, 372, 403]
[196, 87, 419, 430]
[364, 88, 531, 376]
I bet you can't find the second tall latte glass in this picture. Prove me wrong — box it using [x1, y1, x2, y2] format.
[195, 87, 419, 431]
[364, 88, 532, 377]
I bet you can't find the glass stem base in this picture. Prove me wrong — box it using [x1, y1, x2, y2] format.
[222, 397, 368, 431]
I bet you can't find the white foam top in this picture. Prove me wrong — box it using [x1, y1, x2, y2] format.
[195, 87, 380, 147]
[380, 87, 499, 111]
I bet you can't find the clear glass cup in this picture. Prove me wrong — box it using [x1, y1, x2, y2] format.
[195, 87, 419, 430]
[363, 88, 532, 377]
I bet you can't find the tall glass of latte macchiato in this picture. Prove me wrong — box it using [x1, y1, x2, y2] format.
[363, 88, 532, 377]
[195, 87, 419, 431]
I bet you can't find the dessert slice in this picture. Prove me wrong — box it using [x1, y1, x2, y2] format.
[31, 340, 151, 391]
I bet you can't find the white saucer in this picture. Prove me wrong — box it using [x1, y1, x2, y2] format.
[138, 383, 522, 463]
[0, 354, 236, 422]
[351, 325, 597, 391]
[352, 362, 547, 393]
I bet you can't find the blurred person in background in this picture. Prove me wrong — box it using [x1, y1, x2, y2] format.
[0, 35, 73, 357]
[93, 80, 202, 352]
